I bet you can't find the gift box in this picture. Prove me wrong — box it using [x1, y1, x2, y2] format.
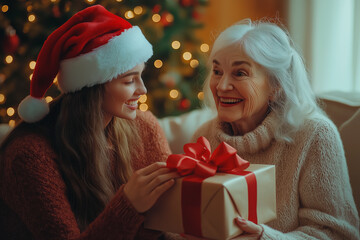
[144, 137, 276, 240]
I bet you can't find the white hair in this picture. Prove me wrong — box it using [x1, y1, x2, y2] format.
[203, 19, 325, 142]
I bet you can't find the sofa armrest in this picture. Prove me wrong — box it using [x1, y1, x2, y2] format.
[339, 109, 360, 215]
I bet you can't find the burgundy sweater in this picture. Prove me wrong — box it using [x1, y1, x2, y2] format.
[0, 110, 172, 240]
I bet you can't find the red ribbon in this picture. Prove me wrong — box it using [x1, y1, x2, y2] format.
[166, 136, 257, 237]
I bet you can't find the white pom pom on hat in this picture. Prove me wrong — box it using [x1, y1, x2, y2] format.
[18, 96, 49, 123]
[18, 4, 153, 123]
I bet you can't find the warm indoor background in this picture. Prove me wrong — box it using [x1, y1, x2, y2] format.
[196, 0, 288, 43]
[1, 0, 359, 123]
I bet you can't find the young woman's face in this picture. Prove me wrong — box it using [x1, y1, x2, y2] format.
[210, 45, 272, 125]
[102, 63, 146, 123]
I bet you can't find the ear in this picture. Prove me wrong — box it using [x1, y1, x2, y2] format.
[269, 88, 276, 102]
[269, 93, 275, 102]
[266, 74, 278, 102]
[269, 86, 282, 102]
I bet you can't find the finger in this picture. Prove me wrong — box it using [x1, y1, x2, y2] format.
[138, 167, 173, 188]
[136, 162, 167, 176]
[147, 165, 180, 179]
[147, 171, 179, 192]
[235, 217, 262, 234]
[146, 166, 173, 180]
[148, 178, 175, 201]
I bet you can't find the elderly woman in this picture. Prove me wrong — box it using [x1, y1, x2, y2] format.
[191, 20, 360, 239]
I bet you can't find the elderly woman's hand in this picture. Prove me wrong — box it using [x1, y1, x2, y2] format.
[232, 216, 263, 239]
[181, 216, 263, 240]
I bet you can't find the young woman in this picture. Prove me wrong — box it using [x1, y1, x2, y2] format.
[0, 5, 180, 240]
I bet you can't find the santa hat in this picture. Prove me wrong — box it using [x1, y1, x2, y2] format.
[18, 5, 153, 123]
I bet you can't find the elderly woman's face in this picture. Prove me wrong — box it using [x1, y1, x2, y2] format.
[210, 45, 272, 125]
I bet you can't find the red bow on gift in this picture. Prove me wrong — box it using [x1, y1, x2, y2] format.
[167, 136, 250, 178]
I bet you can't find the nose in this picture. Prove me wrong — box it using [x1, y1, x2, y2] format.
[136, 77, 147, 95]
[216, 74, 233, 91]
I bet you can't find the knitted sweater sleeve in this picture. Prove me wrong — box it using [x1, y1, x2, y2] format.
[1, 133, 151, 240]
[261, 119, 360, 240]
[133, 111, 188, 240]
[134, 110, 172, 164]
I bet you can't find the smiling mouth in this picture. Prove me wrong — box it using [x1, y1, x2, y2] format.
[125, 100, 138, 106]
[219, 97, 244, 105]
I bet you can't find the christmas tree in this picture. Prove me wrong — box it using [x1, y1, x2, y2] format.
[0, 0, 209, 126]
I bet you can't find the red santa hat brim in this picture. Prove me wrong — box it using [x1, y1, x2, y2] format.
[58, 26, 153, 93]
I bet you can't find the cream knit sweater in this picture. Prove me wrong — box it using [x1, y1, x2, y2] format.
[191, 112, 360, 240]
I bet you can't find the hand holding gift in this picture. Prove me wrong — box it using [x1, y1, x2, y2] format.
[145, 137, 276, 240]
[124, 162, 180, 213]
[183, 216, 263, 240]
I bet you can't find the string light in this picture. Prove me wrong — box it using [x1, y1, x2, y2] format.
[1, 5, 9, 13]
[152, 14, 161, 23]
[29, 61, 36, 69]
[197, 91, 204, 100]
[53, 76, 58, 84]
[171, 41, 181, 49]
[0, 94, 5, 104]
[28, 14, 36, 22]
[139, 103, 148, 112]
[45, 96, 53, 103]
[27, 5, 33, 12]
[29, 73, 33, 81]
[86, 0, 95, 3]
[190, 59, 199, 68]
[5, 55, 13, 64]
[139, 95, 147, 103]
[200, 43, 210, 53]
[154, 59, 163, 68]
[182, 52, 192, 61]
[50, 0, 57, 2]
[9, 120, 16, 128]
[7, 107, 15, 117]
[165, 13, 174, 23]
[124, 10, 134, 19]
[134, 6, 143, 15]
[65, 3, 71, 12]
[169, 89, 179, 99]
[116, 0, 123, 2]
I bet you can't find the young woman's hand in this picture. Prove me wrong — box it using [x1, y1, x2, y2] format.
[124, 162, 179, 213]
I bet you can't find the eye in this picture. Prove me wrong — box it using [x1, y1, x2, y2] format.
[213, 69, 223, 76]
[234, 70, 247, 77]
[123, 78, 135, 84]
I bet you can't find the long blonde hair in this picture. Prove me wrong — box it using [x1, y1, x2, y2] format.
[54, 84, 140, 230]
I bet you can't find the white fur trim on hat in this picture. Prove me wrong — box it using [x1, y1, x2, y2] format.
[58, 26, 153, 93]
[18, 95, 49, 123]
